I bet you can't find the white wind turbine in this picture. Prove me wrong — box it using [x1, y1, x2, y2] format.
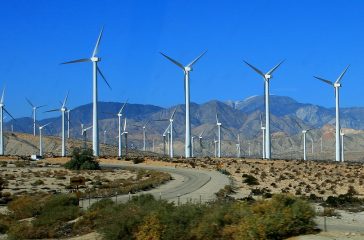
[244, 60, 284, 159]
[160, 51, 207, 158]
[46, 92, 69, 157]
[121, 118, 128, 157]
[0, 89, 15, 155]
[191, 135, 195, 157]
[294, 119, 313, 161]
[116, 100, 127, 158]
[216, 114, 222, 158]
[236, 133, 241, 158]
[39, 123, 51, 157]
[103, 130, 107, 145]
[213, 138, 218, 158]
[26, 98, 46, 136]
[142, 121, 150, 152]
[314, 66, 349, 162]
[81, 124, 92, 150]
[62, 27, 111, 157]
[198, 129, 206, 156]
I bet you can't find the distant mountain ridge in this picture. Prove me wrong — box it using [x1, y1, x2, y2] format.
[6, 95, 364, 145]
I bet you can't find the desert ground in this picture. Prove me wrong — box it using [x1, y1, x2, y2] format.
[1, 156, 364, 239]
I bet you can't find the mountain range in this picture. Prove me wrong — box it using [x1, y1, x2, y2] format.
[4, 95, 364, 158]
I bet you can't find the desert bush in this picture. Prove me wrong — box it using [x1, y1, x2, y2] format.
[242, 174, 259, 185]
[64, 148, 100, 170]
[132, 157, 145, 164]
[8, 194, 80, 239]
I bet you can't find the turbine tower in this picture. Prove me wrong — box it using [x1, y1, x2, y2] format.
[62, 27, 111, 157]
[26, 98, 46, 136]
[216, 114, 222, 158]
[340, 129, 345, 162]
[314, 66, 349, 162]
[244, 60, 284, 159]
[46, 92, 69, 157]
[0, 89, 15, 155]
[260, 113, 266, 159]
[121, 118, 128, 157]
[39, 123, 51, 157]
[293, 118, 312, 161]
[160, 51, 206, 158]
[66, 110, 70, 139]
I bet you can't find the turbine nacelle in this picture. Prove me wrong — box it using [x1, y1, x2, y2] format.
[91, 56, 100, 62]
[184, 66, 192, 72]
[334, 82, 341, 88]
[264, 74, 272, 80]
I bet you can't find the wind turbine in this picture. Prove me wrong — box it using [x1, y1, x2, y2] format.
[121, 118, 128, 157]
[61, 27, 111, 157]
[236, 133, 241, 158]
[160, 51, 207, 158]
[294, 119, 313, 161]
[314, 66, 349, 162]
[39, 123, 51, 157]
[142, 121, 150, 152]
[116, 100, 127, 158]
[244, 60, 284, 159]
[103, 130, 107, 145]
[340, 129, 345, 162]
[216, 114, 222, 158]
[0, 89, 15, 155]
[81, 124, 92, 150]
[45, 92, 69, 157]
[198, 129, 206, 156]
[26, 98, 46, 136]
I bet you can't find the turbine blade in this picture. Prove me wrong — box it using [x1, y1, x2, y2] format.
[41, 122, 51, 128]
[92, 27, 104, 57]
[314, 76, 333, 86]
[199, 129, 206, 138]
[160, 52, 185, 70]
[266, 60, 285, 75]
[62, 91, 69, 108]
[123, 118, 127, 132]
[97, 67, 112, 90]
[3, 108, 15, 120]
[243, 61, 265, 78]
[118, 99, 128, 114]
[0, 88, 5, 104]
[170, 108, 177, 119]
[216, 113, 219, 124]
[36, 105, 47, 109]
[61, 58, 91, 65]
[144, 120, 151, 128]
[154, 119, 169, 122]
[335, 65, 350, 83]
[187, 50, 207, 68]
[45, 109, 60, 113]
[25, 98, 34, 107]
[85, 126, 92, 131]
[163, 123, 171, 136]
[292, 118, 303, 130]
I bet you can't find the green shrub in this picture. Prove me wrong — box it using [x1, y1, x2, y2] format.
[64, 148, 100, 170]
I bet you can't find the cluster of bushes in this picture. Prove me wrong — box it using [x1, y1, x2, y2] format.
[78, 194, 315, 240]
[3, 194, 80, 239]
[83, 170, 171, 198]
[324, 186, 364, 211]
[242, 174, 259, 186]
[64, 148, 100, 170]
[0, 193, 316, 239]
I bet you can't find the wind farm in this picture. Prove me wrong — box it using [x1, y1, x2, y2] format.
[2, 1, 364, 239]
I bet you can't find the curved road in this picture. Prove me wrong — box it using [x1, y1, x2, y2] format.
[79, 162, 230, 208]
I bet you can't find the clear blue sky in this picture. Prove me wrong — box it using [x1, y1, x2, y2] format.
[1, 0, 364, 119]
